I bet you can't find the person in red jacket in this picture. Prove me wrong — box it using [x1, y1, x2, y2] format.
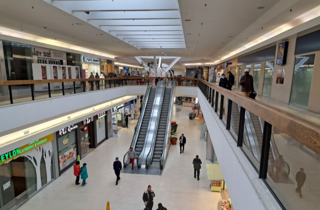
[74, 161, 81, 185]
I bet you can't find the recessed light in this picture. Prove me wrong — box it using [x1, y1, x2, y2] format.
[75, 23, 82, 25]
[44, 27, 47, 29]
[228, 36, 232, 38]
[187, 33, 192, 35]
[185, 19, 191, 21]
[257, 6, 265, 9]
[100, 34, 103, 35]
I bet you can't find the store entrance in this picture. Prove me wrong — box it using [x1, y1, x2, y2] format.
[80, 122, 95, 158]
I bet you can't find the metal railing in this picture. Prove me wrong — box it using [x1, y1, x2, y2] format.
[159, 80, 176, 169]
[123, 84, 152, 168]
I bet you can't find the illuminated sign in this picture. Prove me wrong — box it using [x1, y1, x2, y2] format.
[0, 134, 54, 165]
[276, 41, 288, 66]
[98, 111, 106, 119]
[83, 117, 94, 125]
[58, 125, 78, 136]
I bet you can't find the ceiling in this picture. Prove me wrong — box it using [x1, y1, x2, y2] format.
[1, 0, 319, 69]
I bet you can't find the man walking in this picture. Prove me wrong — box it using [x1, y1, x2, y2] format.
[128, 147, 136, 170]
[239, 69, 254, 97]
[73, 161, 81, 185]
[143, 185, 155, 210]
[179, 134, 186, 154]
[113, 157, 122, 185]
[228, 71, 235, 90]
[95, 72, 100, 90]
[219, 74, 229, 89]
[193, 155, 202, 180]
[295, 168, 306, 198]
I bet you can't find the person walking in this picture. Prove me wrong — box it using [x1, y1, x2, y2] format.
[227, 71, 235, 90]
[295, 168, 306, 198]
[157, 203, 167, 210]
[193, 155, 202, 180]
[95, 72, 100, 90]
[219, 74, 229, 89]
[125, 114, 129, 128]
[113, 157, 122, 185]
[143, 185, 155, 210]
[80, 163, 88, 186]
[128, 147, 136, 170]
[89, 72, 94, 91]
[239, 69, 254, 97]
[179, 133, 186, 154]
[73, 161, 81, 185]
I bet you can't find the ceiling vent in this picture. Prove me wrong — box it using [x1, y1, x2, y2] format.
[185, 19, 191, 21]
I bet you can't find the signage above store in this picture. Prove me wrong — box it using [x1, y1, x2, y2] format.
[83, 117, 94, 125]
[276, 41, 289, 66]
[32, 47, 66, 61]
[81, 55, 100, 64]
[0, 134, 54, 165]
[98, 111, 106, 119]
[58, 125, 78, 136]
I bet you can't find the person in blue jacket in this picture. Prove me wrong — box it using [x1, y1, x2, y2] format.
[80, 163, 88, 186]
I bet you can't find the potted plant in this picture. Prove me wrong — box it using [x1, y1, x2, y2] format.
[170, 131, 178, 145]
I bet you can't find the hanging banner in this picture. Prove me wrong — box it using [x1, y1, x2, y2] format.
[0, 134, 54, 165]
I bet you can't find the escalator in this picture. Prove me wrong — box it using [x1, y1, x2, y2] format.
[147, 88, 171, 168]
[135, 88, 156, 157]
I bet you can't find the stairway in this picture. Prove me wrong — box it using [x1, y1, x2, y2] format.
[151, 88, 171, 167]
[135, 88, 156, 157]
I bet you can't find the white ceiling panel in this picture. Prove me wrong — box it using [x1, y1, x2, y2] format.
[45, 0, 185, 49]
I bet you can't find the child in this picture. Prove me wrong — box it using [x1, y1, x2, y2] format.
[80, 163, 88, 186]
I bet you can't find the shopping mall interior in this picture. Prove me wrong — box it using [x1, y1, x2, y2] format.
[0, 0, 320, 209]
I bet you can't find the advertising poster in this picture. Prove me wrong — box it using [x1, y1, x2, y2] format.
[59, 147, 77, 171]
[53, 66, 58, 79]
[41, 65, 47, 79]
[62, 66, 66, 79]
[68, 67, 72, 79]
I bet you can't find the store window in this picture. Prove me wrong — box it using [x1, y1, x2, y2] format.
[262, 61, 274, 97]
[57, 130, 77, 172]
[253, 63, 261, 92]
[290, 54, 315, 107]
[3, 41, 33, 80]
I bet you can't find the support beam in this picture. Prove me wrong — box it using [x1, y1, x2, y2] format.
[164, 57, 181, 72]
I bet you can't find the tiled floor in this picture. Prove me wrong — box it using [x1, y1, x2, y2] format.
[18, 104, 220, 210]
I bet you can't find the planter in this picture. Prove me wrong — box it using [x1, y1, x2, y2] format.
[171, 137, 178, 145]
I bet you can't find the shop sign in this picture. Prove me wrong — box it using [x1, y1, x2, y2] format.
[0, 134, 54, 165]
[276, 41, 288, 66]
[58, 125, 78, 136]
[81, 55, 100, 64]
[83, 117, 94, 125]
[32, 47, 66, 60]
[98, 111, 106, 119]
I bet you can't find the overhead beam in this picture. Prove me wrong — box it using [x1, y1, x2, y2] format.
[164, 57, 181, 71]
[89, 19, 182, 26]
[135, 57, 149, 70]
[101, 26, 183, 31]
[79, 10, 181, 19]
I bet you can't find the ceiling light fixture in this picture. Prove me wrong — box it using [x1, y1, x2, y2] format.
[257, 6, 265, 9]
[185, 19, 191, 21]
[0, 26, 116, 58]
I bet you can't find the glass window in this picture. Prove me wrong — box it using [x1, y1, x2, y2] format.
[290, 54, 315, 107]
[263, 61, 274, 97]
[253, 63, 261, 92]
[57, 130, 77, 172]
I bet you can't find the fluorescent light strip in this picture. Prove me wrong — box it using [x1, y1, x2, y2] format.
[114, 62, 143, 68]
[0, 26, 116, 58]
[0, 96, 136, 147]
[185, 5, 320, 66]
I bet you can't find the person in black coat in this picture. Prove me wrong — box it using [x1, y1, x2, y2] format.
[227, 71, 235, 90]
[295, 168, 306, 198]
[124, 114, 129, 128]
[179, 134, 186, 154]
[143, 185, 155, 210]
[219, 74, 229, 89]
[113, 157, 122, 185]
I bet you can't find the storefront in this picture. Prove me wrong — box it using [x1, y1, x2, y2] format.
[0, 134, 55, 210]
[56, 125, 78, 174]
[78, 117, 95, 158]
[81, 55, 100, 79]
[95, 111, 108, 145]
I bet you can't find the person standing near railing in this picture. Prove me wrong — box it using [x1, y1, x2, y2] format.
[219, 74, 229, 89]
[89, 73, 94, 91]
[128, 147, 136, 170]
[239, 69, 254, 97]
[95, 72, 100, 90]
[227, 71, 235, 90]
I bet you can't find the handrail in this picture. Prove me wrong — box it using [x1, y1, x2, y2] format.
[137, 83, 165, 167]
[145, 80, 168, 168]
[159, 80, 176, 169]
[123, 85, 152, 168]
[200, 80, 320, 155]
[0, 77, 199, 86]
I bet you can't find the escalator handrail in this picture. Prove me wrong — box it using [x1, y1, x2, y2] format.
[123, 85, 151, 167]
[137, 83, 165, 167]
[159, 80, 176, 169]
[145, 82, 167, 168]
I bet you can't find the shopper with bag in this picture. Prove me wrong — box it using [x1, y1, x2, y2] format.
[239, 69, 255, 98]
